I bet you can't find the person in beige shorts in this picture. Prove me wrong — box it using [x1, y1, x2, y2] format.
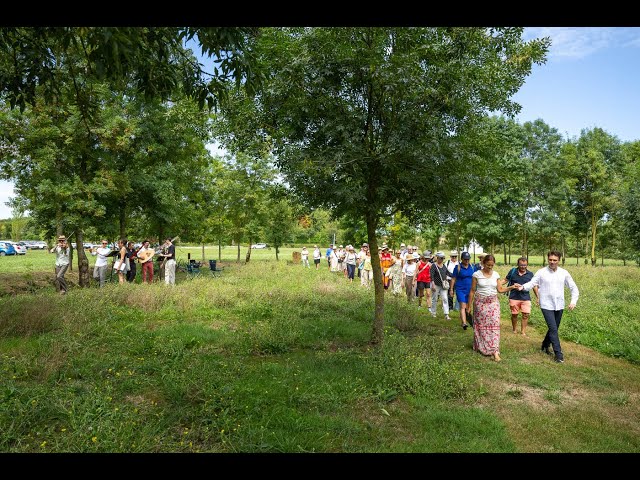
[504, 257, 539, 336]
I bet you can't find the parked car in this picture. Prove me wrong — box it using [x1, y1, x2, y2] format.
[8, 241, 26, 255]
[0, 241, 17, 256]
[32, 241, 48, 249]
[251, 243, 268, 249]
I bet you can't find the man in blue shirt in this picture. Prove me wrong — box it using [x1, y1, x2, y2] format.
[326, 244, 334, 271]
[505, 257, 539, 336]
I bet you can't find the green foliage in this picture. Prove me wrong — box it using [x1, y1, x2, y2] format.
[0, 27, 260, 113]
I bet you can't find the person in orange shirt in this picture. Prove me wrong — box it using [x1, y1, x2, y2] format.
[379, 244, 394, 290]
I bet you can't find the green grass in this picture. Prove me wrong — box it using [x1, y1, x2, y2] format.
[0, 252, 639, 452]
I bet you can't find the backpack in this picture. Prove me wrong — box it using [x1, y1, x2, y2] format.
[505, 267, 518, 296]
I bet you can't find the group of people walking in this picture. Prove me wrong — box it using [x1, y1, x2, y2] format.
[302, 243, 580, 364]
[50, 236, 177, 291]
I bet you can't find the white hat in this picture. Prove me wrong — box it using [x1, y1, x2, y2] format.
[435, 251, 445, 258]
[450, 250, 458, 256]
[400, 243, 406, 247]
[413, 252, 420, 260]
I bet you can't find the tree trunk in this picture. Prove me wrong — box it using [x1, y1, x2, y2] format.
[202, 242, 205, 263]
[218, 238, 222, 262]
[367, 212, 385, 347]
[69, 239, 74, 272]
[561, 236, 566, 266]
[275, 245, 280, 261]
[591, 210, 597, 267]
[522, 208, 527, 257]
[576, 230, 579, 265]
[236, 241, 241, 263]
[585, 230, 589, 265]
[245, 238, 251, 263]
[503, 241, 507, 265]
[119, 202, 127, 240]
[74, 230, 90, 287]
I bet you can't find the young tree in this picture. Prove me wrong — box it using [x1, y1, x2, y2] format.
[620, 140, 640, 263]
[565, 128, 622, 266]
[245, 27, 548, 345]
[264, 193, 295, 261]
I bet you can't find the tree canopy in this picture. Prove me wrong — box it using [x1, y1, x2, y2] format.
[219, 27, 550, 344]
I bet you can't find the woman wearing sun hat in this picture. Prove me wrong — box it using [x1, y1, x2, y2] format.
[387, 249, 404, 295]
[450, 251, 475, 330]
[430, 252, 451, 320]
[50, 235, 70, 294]
[379, 244, 394, 290]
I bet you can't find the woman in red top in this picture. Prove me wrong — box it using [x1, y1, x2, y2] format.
[416, 251, 432, 309]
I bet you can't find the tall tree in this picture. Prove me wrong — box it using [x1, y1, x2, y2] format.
[620, 140, 640, 263]
[565, 128, 622, 266]
[240, 27, 548, 345]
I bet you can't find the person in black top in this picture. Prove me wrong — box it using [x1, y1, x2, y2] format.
[504, 257, 539, 336]
[159, 237, 176, 285]
[125, 241, 138, 283]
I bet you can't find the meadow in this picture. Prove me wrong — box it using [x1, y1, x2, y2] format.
[0, 246, 639, 452]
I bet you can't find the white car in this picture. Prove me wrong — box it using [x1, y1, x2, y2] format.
[32, 241, 48, 249]
[251, 243, 268, 249]
[8, 242, 27, 255]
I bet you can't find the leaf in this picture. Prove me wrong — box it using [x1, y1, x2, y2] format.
[381, 408, 390, 416]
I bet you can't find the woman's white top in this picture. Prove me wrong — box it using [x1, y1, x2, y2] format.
[473, 270, 500, 297]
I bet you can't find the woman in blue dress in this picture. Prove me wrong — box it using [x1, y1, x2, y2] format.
[449, 251, 476, 330]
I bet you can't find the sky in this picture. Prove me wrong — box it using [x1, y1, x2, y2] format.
[1, 27, 639, 220]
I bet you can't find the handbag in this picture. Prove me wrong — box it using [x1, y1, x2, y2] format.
[435, 264, 449, 289]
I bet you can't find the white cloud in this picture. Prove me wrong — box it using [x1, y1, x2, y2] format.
[525, 27, 640, 60]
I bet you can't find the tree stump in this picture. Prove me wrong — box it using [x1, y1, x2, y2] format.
[292, 251, 301, 264]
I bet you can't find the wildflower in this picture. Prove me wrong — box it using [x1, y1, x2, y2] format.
[92, 437, 97, 443]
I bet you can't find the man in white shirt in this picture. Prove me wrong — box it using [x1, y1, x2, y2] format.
[517, 250, 579, 363]
[91, 239, 111, 287]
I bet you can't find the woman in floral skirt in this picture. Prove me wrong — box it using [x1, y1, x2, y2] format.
[467, 254, 518, 362]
